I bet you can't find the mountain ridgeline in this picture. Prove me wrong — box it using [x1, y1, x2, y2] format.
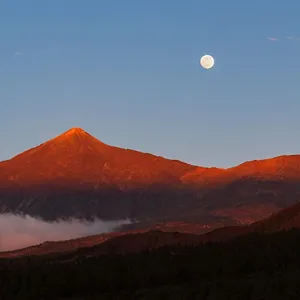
[1, 127, 300, 226]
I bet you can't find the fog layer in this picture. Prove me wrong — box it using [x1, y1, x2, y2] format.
[0, 213, 131, 251]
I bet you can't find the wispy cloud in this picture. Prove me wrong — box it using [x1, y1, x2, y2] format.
[287, 36, 300, 41]
[13, 51, 22, 56]
[267, 37, 279, 42]
[267, 36, 300, 43]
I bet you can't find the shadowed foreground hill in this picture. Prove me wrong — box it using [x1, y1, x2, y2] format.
[2, 199, 300, 258]
[1, 229, 300, 299]
[2, 128, 300, 225]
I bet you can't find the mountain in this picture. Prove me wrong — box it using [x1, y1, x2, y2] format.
[0, 128, 200, 221]
[1, 127, 300, 226]
[182, 155, 300, 224]
[0, 128, 194, 186]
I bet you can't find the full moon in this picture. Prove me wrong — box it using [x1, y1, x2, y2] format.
[200, 55, 215, 69]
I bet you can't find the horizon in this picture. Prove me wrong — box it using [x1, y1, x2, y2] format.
[1, 1, 300, 168]
[2, 125, 299, 169]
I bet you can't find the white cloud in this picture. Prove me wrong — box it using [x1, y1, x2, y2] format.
[267, 37, 279, 41]
[0, 213, 132, 251]
[287, 36, 300, 41]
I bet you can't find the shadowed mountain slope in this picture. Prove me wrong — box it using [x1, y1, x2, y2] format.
[2, 200, 300, 258]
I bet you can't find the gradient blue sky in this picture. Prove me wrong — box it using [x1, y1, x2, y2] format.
[1, 0, 299, 168]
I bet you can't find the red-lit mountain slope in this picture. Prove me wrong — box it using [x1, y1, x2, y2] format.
[1, 128, 300, 225]
[182, 155, 300, 224]
[0, 128, 200, 221]
[0, 128, 194, 187]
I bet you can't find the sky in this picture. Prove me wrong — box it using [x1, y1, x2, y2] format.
[0, 0, 300, 168]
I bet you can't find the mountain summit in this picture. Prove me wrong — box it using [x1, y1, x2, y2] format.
[61, 127, 87, 135]
[49, 127, 107, 147]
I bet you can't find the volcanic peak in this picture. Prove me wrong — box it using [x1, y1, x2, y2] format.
[62, 127, 88, 137]
[48, 127, 107, 147]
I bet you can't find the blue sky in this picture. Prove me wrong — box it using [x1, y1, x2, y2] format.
[0, 0, 299, 167]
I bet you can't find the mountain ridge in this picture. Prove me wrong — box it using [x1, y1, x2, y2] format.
[1, 127, 300, 225]
[0, 127, 195, 186]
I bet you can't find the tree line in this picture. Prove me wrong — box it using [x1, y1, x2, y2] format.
[1, 229, 300, 299]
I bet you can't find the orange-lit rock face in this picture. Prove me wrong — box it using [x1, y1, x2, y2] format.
[0, 128, 195, 187]
[1, 127, 300, 224]
[181, 155, 300, 186]
[4, 128, 300, 189]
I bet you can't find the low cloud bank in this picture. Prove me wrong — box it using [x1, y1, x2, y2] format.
[0, 214, 132, 252]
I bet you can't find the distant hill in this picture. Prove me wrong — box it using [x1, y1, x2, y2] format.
[2, 200, 300, 258]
